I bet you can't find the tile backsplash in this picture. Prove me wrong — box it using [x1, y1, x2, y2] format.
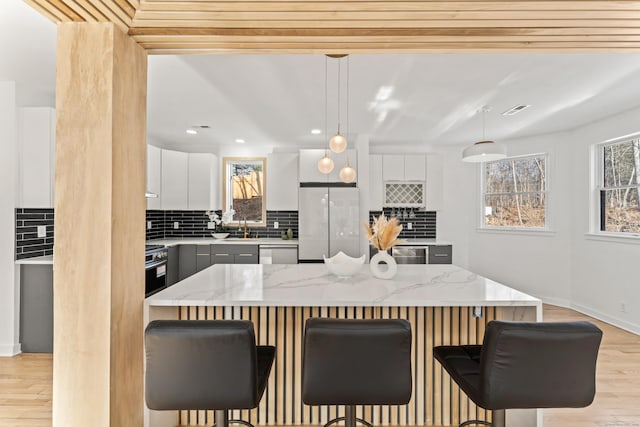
[369, 209, 436, 239]
[146, 210, 299, 240]
[15, 208, 54, 260]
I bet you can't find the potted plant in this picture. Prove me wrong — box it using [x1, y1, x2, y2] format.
[206, 209, 235, 238]
[364, 214, 403, 279]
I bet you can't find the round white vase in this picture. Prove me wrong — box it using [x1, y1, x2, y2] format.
[369, 249, 398, 279]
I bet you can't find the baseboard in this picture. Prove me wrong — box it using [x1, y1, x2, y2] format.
[0, 343, 22, 357]
[570, 302, 640, 336]
[538, 296, 571, 310]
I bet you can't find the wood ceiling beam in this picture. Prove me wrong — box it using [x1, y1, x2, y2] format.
[24, 0, 640, 52]
[135, 1, 640, 13]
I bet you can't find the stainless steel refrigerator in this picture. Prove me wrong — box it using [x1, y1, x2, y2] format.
[298, 185, 360, 261]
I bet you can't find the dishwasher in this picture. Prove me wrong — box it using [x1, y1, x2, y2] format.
[259, 245, 299, 264]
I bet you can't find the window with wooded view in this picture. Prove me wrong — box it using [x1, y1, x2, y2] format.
[600, 138, 640, 233]
[482, 154, 547, 228]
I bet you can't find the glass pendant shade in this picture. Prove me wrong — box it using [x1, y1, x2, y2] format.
[461, 140, 507, 163]
[339, 160, 357, 183]
[329, 131, 347, 153]
[317, 153, 335, 174]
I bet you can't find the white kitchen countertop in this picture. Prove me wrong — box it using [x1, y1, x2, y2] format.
[147, 237, 298, 247]
[146, 263, 541, 308]
[15, 255, 54, 265]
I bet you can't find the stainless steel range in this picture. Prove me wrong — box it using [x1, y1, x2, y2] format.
[145, 244, 168, 297]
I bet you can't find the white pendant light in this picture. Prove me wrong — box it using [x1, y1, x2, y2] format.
[329, 127, 347, 153]
[318, 57, 334, 174]
[339, 157, 357, 183]
[462, 107, 507, 163]
[317, 151, 335, 174]
[329, 54, 348, 153]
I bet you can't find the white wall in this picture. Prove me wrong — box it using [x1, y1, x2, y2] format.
[455, 106, 640, 333]
[0, 81, 20, 356]
[569, 106, 640, 333]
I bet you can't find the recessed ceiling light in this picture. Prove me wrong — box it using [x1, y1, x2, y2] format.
[311, 129, 322, 135]
[502, 105, 531, 116]
[235, 138, 245, 144]
[186, 129, 198, 135]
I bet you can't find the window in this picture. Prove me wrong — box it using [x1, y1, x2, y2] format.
[482, 154, 547, 228]
[598, 137, 640, 234]
[223, 157, 267, 227]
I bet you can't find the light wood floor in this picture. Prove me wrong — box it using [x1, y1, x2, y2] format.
[1, 305, 638, 427]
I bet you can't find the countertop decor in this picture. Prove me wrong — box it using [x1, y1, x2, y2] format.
[365, 213, 403, 279]
[323, 251, 365, 277]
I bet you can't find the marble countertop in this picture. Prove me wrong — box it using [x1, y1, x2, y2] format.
[148, 238, 298, 247]
[15, 255, 54, 265]
[146, 263, 541, 308]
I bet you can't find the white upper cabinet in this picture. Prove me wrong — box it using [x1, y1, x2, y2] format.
[404, 155, 426, 181]
[188, 153, 217, 210]
[382, 154, 426, 181]
[146, 144, 162, 210]
[369, 154, 384, 211]
[161, 149, 188, 210]
[426, 154, 443, 211]
[19, 107, 55, 208]
[382, 155, 404, 181]
[157, 149, 219, 210]
[299, 149, 357, 183]
[267, 153, 298, 210]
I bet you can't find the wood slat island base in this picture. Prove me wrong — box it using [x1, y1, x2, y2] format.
[145, 264, 542, 427]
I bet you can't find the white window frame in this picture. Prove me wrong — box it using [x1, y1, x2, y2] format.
[589, 133, 640, 241]
[479, 153, 550, 232]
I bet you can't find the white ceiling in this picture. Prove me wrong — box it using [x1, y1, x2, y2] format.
[4, 0, 640, 153]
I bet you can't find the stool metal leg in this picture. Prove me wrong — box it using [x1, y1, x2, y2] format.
[323, 406, 374, 427]
[215, 410, 229, 427]
[492, 409, 505, 427]
[215, 410, 257, 427]
[458, 409, 505, 427]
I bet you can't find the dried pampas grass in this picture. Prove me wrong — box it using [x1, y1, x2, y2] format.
[364, 214, 404, 251]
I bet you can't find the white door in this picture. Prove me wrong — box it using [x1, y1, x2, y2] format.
[298, 187, 329, 260]
[328, 188, 360, 257]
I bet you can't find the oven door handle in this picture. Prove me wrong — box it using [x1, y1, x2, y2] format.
[145, 259, 167, 270]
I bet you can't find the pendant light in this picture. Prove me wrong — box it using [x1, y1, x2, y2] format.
[462, 107, 507, 163]
[339, 55, 357, 183]
[329, 55, 348, 153]
[339, 157, 357, 183]
[317, 56, 334, 174]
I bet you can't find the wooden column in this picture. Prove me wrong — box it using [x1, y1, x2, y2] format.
[53, 23, 147, 427]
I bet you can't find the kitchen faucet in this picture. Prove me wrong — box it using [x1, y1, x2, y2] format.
[243, 217, 249, 239]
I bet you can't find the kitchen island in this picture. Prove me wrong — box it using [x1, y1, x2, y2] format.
[145, 263, 541, 427]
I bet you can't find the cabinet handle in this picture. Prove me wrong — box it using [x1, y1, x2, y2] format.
[238, 254, 253, 257]
[197, 254, 210, 256]
[216, 253, 230, 256]
[434, 254, 449, 257]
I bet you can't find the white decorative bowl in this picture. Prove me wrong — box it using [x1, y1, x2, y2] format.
[211, 233, 230, 239]
[323, 251, 365, 278]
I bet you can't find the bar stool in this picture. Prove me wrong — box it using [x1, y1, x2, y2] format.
[434, 320, 602, 427]
[302, 318, 412, 427]
[145, 320, 275, 427]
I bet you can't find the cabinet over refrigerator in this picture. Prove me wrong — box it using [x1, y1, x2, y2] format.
[298, 183, 359, 262]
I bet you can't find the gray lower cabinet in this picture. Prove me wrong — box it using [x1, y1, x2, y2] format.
[167, 246, 179, 286]
[178, 244, 197, 281]
[20, 264, 53, 353]
[196, 245, 213, 272]
[428, 245, 452, 264]
[212, 244, 259, 264]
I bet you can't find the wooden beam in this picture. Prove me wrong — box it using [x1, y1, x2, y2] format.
[53, 22, 147, 427]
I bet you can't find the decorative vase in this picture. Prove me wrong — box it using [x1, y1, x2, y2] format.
[369, 249, 398, 279]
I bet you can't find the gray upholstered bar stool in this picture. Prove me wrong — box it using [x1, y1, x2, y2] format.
[302, 318, 412, 427]
[434, 320, 602, 427]
[145, 320, 275, 427]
